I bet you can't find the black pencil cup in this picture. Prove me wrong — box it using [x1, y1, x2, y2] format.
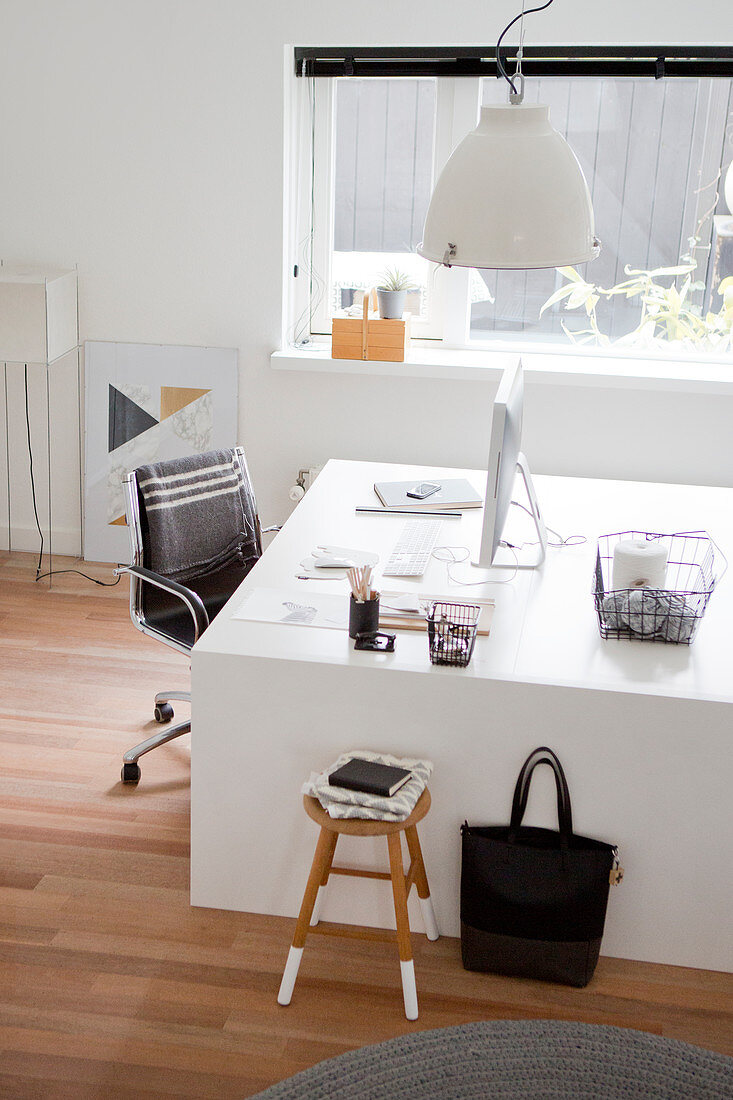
[348, 594, 380, 639]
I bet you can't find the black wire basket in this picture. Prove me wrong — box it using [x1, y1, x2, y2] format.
[427, 602, 481, 667]
[593, 531, 725, 645]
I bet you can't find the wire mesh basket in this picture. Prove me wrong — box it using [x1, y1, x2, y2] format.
[427, 602, 481, 667]
[593, 531, 725, 645]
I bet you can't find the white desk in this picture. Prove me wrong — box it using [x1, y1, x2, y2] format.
[191, 460, 733, 972]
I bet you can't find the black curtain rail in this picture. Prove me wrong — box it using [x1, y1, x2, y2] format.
[294, 46, 733, 79]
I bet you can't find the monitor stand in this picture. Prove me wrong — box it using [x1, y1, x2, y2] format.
[512, 452, 548, 566]
[473, 453, 548, 570]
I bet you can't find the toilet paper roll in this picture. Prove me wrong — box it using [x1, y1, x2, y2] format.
[612, 538, 668, 591]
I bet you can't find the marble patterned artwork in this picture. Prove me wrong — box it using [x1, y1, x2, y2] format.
[116, 382, 157, 417]
[171, 391, 213, 452]
[106, 432, 160, 524]
[84, 342, 238, 562]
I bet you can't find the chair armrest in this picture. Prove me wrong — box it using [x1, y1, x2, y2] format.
[261, 524, 282, 534]
[116, 564, 209, 642]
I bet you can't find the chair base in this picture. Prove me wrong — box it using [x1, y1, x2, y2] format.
[121, 689, 192, 784]
[154, 690, 191, 707]
[123, 720, 191, 766]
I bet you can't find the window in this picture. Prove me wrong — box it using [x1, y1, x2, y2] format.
[471, 76, 733, 355]
[330, 79, 435, 324]
[308, 77, 444, 339]
[291, 68, 733, 362]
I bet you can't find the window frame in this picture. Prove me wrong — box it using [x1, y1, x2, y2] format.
[306, 76, 485, 342]
[287, 57, 733, 367]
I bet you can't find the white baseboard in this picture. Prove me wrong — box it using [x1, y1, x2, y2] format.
[1, 524, 82, 557]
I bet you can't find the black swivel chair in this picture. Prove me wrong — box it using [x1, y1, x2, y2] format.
[117, 446, 277, 784]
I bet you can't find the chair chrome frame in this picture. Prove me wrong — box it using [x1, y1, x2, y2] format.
[117, 446, 276, 783]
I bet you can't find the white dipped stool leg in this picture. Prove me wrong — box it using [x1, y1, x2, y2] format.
[400, 960, 419, 1020]
[310, 885, 324, 927]
[405, 824, 439, 942]
[419, 894, 440, 941]
[387, 832, 420, 1020]
[278, 827, 337, 1007]
[277, 946, 304, 1006]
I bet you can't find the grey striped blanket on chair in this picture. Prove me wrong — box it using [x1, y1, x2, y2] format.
[136, 450, 258, 581]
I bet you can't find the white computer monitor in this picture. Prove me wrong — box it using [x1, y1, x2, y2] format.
[475, 360, 547, 569]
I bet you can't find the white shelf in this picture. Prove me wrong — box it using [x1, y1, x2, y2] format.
[272, 343, 733, 396]
[0, 265, 78, 365]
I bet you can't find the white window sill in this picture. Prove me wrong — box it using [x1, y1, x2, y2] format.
[271, 341, 733, 396]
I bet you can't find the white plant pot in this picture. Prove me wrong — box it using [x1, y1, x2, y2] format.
[377, 288, 407, 319]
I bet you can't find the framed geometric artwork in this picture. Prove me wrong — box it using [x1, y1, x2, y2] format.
[83, 341, 238, 563]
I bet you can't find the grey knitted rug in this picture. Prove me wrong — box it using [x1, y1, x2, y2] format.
[249, 1019, 732, 1099]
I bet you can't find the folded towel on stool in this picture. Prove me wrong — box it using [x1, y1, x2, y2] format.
[302, 750, 433, 821]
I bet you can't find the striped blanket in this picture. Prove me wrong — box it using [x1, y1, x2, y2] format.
[303, 750, 433, 821]
[136, 450, 258, 581]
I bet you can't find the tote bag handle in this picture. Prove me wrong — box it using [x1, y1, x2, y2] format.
[508, 746, 574, 846]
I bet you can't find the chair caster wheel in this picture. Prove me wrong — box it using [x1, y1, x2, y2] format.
[154, 703, 174, 723]
[122, 762, 141, 784]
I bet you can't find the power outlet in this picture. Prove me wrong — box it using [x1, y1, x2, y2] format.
[289, 465, 323, 503]
[299, 466, 323, 491]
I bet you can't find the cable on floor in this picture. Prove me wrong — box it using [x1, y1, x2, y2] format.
[23, 363, 121, 587]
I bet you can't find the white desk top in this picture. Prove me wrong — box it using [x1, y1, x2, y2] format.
[195, 459, 733, 705]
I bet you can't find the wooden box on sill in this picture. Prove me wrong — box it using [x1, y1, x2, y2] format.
[331, 290, 411, 363]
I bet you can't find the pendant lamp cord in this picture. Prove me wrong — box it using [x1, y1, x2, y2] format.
[516, 0, 526, 80]
[496, 0, 555, 99]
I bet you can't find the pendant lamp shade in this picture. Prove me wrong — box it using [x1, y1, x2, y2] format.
[417, 104, 600, 270]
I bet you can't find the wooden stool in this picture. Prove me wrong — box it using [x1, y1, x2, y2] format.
[277, 789, 439, 1020]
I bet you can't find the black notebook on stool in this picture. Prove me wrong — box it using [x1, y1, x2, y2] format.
[329, 758, 412, 798]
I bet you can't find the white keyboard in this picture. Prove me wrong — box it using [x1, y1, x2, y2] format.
[383, 519, 443, 577]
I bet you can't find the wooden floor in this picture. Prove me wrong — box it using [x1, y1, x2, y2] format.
[1, 551, 731, 1099]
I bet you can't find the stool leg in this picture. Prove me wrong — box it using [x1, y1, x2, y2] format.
[387, 832, 418, 1021]
[405, 824, 439, 941]
[311, 830, 337, 927]
[310, 891, 324, 928]
[278, 827, 337, 1006]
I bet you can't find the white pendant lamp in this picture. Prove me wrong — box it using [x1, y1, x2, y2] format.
[418, 1, 601, 270]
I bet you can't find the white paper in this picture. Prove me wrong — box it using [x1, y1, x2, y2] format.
[232, 587, 495, 630]
[232, 588, 349, 629]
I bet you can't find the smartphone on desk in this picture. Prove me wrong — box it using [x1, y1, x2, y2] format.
[406, 482, 441, 500]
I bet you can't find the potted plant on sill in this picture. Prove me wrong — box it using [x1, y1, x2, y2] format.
[377, 267, 417, 320]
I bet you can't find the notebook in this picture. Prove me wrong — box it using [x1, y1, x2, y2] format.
[374, 478, 482, 510]
[328, 758, 412, 797]
[379, 594, 495, 636]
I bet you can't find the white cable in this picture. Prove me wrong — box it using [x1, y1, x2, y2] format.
[510, 500, 587, 549]
[431, 544, 519, 586]
[429, 500, 585, 585]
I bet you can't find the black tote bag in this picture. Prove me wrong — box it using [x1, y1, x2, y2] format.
[460, 747, 622, 987]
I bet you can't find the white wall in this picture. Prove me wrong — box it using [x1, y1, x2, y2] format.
[0, 0, 731, 552]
